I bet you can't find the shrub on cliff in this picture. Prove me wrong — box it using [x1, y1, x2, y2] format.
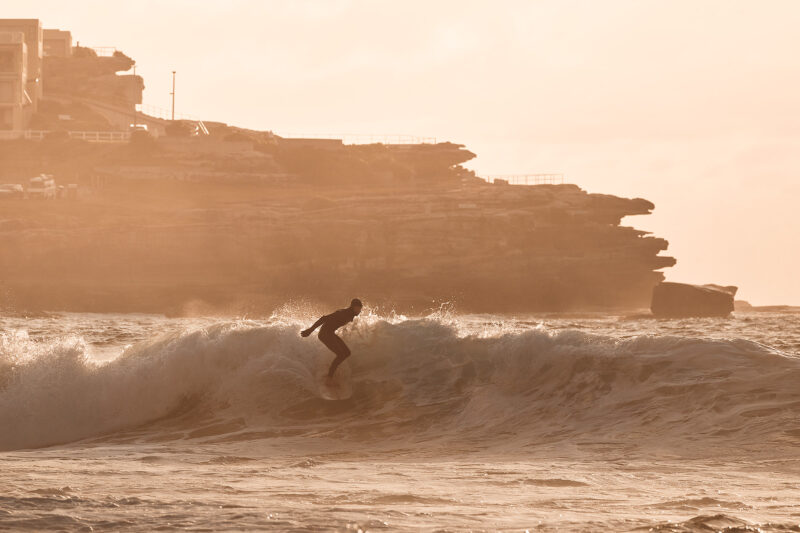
[224, 132, 252, 143]
[72, 46, 98, 58]
[129, 130, 158, 157]
[165, 121, 195, 137]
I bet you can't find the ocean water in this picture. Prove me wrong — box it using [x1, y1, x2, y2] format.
[1, 310, 799, 531]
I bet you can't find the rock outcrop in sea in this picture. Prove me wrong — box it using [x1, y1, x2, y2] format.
[651, 282, 737, 318]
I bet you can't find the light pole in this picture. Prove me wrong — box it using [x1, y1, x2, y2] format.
[132, 62, 137, 128]
[170, 70, 176, 120]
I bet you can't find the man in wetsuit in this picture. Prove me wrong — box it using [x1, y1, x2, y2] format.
[301, 298, 363, 378]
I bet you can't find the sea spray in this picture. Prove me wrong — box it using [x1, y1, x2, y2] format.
[1, 317, 798, 452]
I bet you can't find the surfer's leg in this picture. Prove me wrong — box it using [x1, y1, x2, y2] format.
[321, 334, 350, 378]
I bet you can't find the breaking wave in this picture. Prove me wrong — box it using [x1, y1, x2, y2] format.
[1, 317, 799, 451]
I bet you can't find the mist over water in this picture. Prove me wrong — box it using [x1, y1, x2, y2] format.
[2, 311, 799, 530]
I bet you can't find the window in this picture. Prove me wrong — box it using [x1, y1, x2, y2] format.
[0, 50, 15, 73]
[0, 80, 14, 103]
[0, 108, 13, 130]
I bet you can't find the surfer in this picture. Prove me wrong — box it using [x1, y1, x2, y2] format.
[301, 298, 363, 378]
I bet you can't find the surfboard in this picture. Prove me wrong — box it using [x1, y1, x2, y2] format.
[318, 375, 353, 400]
[315, 357, 353, 400]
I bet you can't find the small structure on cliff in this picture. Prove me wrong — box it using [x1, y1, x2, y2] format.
[651, 282, 737, 318]
[43, 29, 72, 58]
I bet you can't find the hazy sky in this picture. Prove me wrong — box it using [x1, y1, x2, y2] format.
[9, 0, 800, 304]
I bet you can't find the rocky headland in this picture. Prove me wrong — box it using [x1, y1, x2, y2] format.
[0, 48, 677, 316]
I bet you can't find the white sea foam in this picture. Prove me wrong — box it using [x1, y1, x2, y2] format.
[2, 316, 798, 452]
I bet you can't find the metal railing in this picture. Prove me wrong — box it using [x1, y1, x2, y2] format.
[0, 130, 131, 143]
[278, 133, 437, 145]
[484, 173, 565, 185]
[137, 103, 200, 122]
[69, 131, 130, 142]
[90, 47, 118, 57]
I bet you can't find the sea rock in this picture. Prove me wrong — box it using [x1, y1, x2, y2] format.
[651, 282, 737, 318]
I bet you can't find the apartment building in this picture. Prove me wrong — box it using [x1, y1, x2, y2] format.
[0, 31, 28, 131]
[0, 19, 43, 110]
[43, 28, 72, 57]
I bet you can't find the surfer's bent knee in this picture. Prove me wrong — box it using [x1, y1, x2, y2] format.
[334, 345, 350, 360]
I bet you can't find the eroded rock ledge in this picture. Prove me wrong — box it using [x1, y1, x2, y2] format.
[0, 139, 675, 314]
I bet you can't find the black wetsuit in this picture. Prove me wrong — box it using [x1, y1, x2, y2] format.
[317, 308, 356, 358]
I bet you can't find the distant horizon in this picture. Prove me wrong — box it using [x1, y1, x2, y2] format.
[6, 0, 800, 305]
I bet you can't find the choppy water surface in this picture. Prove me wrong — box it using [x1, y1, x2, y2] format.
[1, 310, 799, 531]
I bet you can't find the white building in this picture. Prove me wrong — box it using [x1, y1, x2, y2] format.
[0, 19, 42, 111]
[0, 31, 28, 132]
[43, 28, 72, 57]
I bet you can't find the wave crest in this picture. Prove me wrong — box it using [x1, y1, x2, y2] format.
[1, 317, 798, 451]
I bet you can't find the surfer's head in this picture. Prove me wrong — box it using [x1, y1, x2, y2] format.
[350, 298, 363, 314]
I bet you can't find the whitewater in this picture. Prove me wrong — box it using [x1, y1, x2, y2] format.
[1, 310, 799, 531]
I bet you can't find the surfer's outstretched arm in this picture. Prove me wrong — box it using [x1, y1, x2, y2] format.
[301, 315, 328, 337]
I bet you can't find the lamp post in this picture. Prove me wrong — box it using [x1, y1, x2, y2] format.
[170, 70, 176, 120]
[132, 63, 137, 128]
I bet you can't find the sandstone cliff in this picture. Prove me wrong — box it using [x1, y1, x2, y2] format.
[0, 46, 676, 315]
[0, 134, 674, 315]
